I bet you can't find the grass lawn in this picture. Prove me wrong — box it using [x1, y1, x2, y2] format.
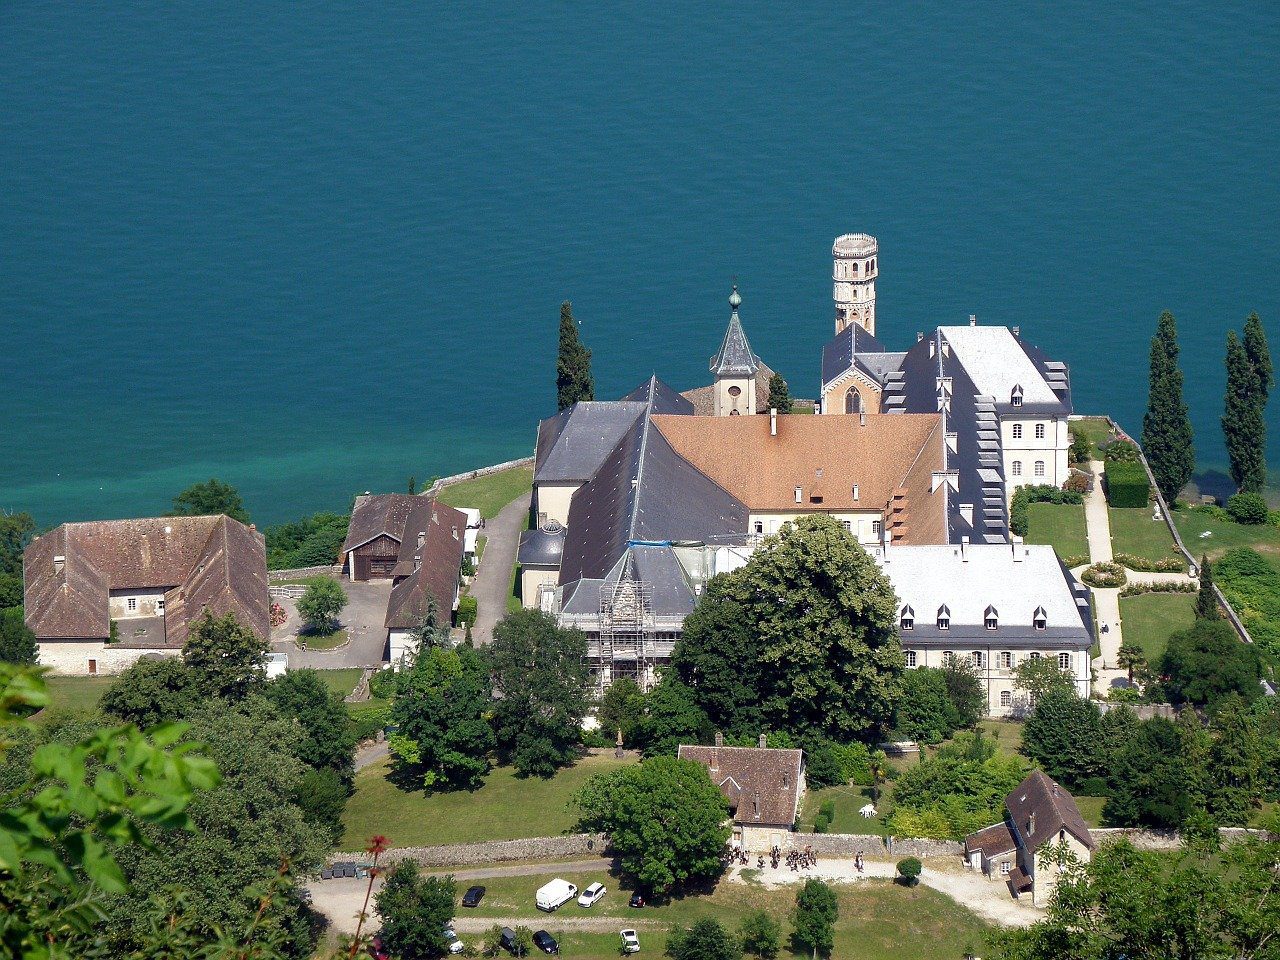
[315, 668, 364, 699]
[1025, 502, 1089, 560]
[38, 676, 113, 718]
[801, 783, 893, 835]
[977, 718, 1023, 757]
[1075, 795, 1107, 828]
[438, 466, 533, 520]
[1118, 592, 1196, 663]
[446, 869, 991, 960]
[1108, 507, 1180, 564]
[298, 627, 348, 651]
[1172, 507, 1280, 563]
[341, 753, 637, 849]
[1071, 416, 1116, 459]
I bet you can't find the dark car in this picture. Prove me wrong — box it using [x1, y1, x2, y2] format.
[533, 930, 559, 955]
[500, 927, 524, 956]
[461, 885, 487, 908]
[629, 892, 645, 909]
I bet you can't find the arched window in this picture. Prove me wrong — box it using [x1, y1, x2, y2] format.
[1012, 423, 1023, 440]
[852, 262, 860, 276]
[1058, 652, 1071, 671]
[1012, 461, 1022, 477]
[937, 605, 951, 630]
[1035, 461, 1045, 477]
[1033, 606, 1047, 630]
[1035, 423, 1046, 439]
[900, 605, 915, 631]
[904, 650, 917, 667]
[845, 388, 862, 414]
[869, 258, 875, 272]
[985, 605, 999, 630]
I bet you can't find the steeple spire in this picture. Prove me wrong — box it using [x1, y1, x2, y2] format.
[710, 285, 759, 377]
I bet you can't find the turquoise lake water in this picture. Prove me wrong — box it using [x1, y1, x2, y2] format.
[3, 2, 1278, 526]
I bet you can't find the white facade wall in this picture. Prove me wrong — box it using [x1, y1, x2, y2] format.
[108, 587, 169, 619]
[1002, 416, 1071, 495]
[902, 643, 1091, 717]
[388, 629, 415, 666]
[38, 641, 181, 677]
[521, 566, 559, 609]
[747, 509, 884, 542]
[535, 484, 580, 526]
[714, 374, 756, 417]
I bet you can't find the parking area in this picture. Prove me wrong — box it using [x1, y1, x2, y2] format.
[271, 578, 391, 669]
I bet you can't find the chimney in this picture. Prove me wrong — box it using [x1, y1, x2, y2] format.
[969, 314, 977, 326]
[859, 411, 867, 427]
[417, 531, 426, 549]
[959, 503, 973, 526]
[249, 523, 256, 532]
[714, 730, 724, 747]
[961, 535, 970, 560]
[758, 732, 767, 749]
[1012, 534, 1024, 561]
[770, 408, 777, 436]
[916, 331, 924, 342]
[53, 554, 65, 574]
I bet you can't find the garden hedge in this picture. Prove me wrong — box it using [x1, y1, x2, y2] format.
[1104, 460, 1150, 507]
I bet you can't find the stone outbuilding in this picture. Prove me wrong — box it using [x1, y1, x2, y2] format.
[679, 734, 806, 851]
[965, 769, 1095, 906]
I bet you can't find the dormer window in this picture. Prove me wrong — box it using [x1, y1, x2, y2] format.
[985, 605, 999, 630]
[937, 605, 950, 630]
[1011, 384, 1024, 408]
[900, 605, 914, 631]
[1033, 606, 1047, 630]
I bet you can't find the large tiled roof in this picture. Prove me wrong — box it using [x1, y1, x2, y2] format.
[534, 402, 648, 484]
[342, 494, 420, 555]
[1005, 769, 1095, 851]
[678, 744, 804, 826]
[24, 515, 268, 644]
[650, 413, 945, 518]
[384, 500, 467, 629]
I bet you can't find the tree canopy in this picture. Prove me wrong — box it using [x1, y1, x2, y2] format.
[375, 861, 457, 960]
[671, 579, 764, 738]
[667, 918, 743, 960]
[1021, 690, 1103, 789]
[790, 879, 838, 959]
[556, 300, 594, 411]
[765, 373, 793, 414]
[1223, 329, 1267, 493]
[1160, 618, 1261, 708]
[170, 478, 250, 523]
[1142, 311, 1195, 502]
[0, 606, 38, 664]
[181, 609, 271, 700]
[296, 576, 347, 633]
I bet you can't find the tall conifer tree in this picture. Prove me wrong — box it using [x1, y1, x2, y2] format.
[1142, 311, 1195, 502]
[556, 301, 594, 411]
[1195, 553, 1219, 621]
[1243, 312, 1272, 403]
[1223, 330, 1266, 492]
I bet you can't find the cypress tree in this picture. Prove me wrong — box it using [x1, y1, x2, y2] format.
[1142, 311, 1195, 502]
[556, 300, 594, 411]
[1243, 312, 1272, 403]
[1223, 330, 1266, 492]
[1195, 553, 1219, 621]
[765, 372, 793, 413]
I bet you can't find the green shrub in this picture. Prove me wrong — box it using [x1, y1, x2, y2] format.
[1215, 548, 1280, 661]
[1063, 554, 1090, 568]
[1069, 425, 1091, 465]
[368, 667, 398, 700]
[1082, 562, 1126, 588]
[1119, 580, 1197, 598]
[1227, 492, 1269, 525]
[1103, 440, 1141, 463]
[348, 703, 391, 743]
[1113, 552, 1186, 573]
[896, 857, 922, 886]
[1064, 471, 1090, 494]
[819, 799, 836, 820]
[456, 594, 478, 626]
[813, 814, 830, 833]
[1104, 460, 1150, 508]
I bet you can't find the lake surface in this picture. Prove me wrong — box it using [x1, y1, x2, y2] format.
[3, 1, 1278, 526]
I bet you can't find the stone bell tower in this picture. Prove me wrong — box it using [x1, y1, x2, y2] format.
[833, 233, 878, 336]
[710, 285, 758, 416]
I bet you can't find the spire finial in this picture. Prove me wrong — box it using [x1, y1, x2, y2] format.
[729, 284, 742, 312]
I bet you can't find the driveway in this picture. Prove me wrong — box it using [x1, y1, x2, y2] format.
[272, 579, 391, 669]
[471, 491, 532, 644]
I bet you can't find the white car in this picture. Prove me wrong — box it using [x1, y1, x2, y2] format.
[578, 882, 606, 908]
[443, 926, 465, 955]
[620, 929, 640, 954]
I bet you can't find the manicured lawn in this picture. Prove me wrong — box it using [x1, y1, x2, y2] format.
[315, 668, 364, 699]
[1108, 507, 1180, 564]
[341, 753, 637, 849]
[1071, 416, 1116, 459]
[298, 627, 348, 651]
[1075, 795, 1106, 828]
[447, 869, 992, 960]
[438, 466, 533, 520]
[1172, 507, 1280, 563]
[977, 718, 1023, 756]
[38, 676, 113, 718]
[1118, 592, 1196, 663]
[1025, 502, 1089, 561]
[801, 783, 894, 835]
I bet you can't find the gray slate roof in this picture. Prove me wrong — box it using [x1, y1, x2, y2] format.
[534, 401, 647, 484]
[710, 308, 759, 377]
[820, 323, 892, 386]
[621, 375, 696, 415]
[518, 525, 566, 567]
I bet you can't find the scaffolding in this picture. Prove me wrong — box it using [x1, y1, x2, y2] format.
[596, 554, 654, 693]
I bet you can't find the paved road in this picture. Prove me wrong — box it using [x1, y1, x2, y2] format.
[354, 739, 390, 772]
[272, 580, 391, 669]
[471, 491, 532, 644]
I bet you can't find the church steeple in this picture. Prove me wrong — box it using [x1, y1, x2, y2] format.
[710, 285, 758, 416]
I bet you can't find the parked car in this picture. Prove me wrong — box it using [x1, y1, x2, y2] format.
[461, 885, 487, 907]
[443, 927, 465, 955]
[533, 930, 559, 955]
[367, 936, 390, 960]
[578, 882, 607, 907]
[621, 929, 641, 954]
[628, 892, 645, 909]
[500, 927, 524, 956]
[535, 878, 578, 912]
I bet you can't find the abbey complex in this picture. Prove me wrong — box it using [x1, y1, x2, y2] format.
[520, 235, 1091, 716]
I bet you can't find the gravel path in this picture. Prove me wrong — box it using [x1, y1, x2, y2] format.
[470, 491, 532, 644]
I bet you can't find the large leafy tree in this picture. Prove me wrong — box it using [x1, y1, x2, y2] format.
[709, 516, 903, 740]
[391, 644, 495, 789]
[101, 655, 200, 728]
[1244, 312, 1273, 402]
[170, 478, 250, 523]
[1142, 311, 1195, 502]
[1160, 618, 1261, 708]
[671, 579, 764, 738]
[1021, 689, 1102, 789]
[765, 373, 793, 414]
[941, 658, 986, 728]
[489, 609, 589, 777]
[790, 879, 838, 960]
[1103, 717, 1191, 829]
[597, 676, 646, 745]
[1206, 694, 1261, 826]
[574, 756, 729, 895]
[265, 667, 356, 777]
[894, 667, 960, 745]
[1011, 656, 1075, 707]
[0, 606, 37, 664]
[296, 576, 347, 633]
[667, 918, 743, 960]
[182, 609, 271, 700]
[556, 300, 594, 411]
[1222, 330, 1266, 493]
[264, 511, 349, 569]
[0, 510, 35, 579]
[636, 676, 714, 758]
[375, 861, 456, 960]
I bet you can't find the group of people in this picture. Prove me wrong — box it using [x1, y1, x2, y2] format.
[727, 843, 820, 872]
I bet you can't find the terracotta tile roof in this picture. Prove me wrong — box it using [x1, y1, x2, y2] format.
[1006, 769, 1095, 851]
[651, 413, 946, 518]
[966, 821, 1018, 858]
[384, 500, 467, 630]
[678, 744, 804, 826]
[23, 515, 268, 644]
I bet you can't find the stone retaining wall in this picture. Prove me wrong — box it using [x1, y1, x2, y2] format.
[1093, 826, 1270, 850]
[1095, 701, 1176, 720]
[422, 456, 535, 498]
[268, 565, 342, 581]
[330, 833, 609, 868]
[785, 834, 963, 858]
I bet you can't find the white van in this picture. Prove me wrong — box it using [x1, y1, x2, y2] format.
[535, 879, 578, 912]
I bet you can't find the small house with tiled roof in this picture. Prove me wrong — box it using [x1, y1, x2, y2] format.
[679, 733, 806, 850]
[965, 769, 1095, 906]
[24, 514, 269, 676]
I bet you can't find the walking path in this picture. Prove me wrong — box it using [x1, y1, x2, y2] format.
[470, 491, 532, 644]
[1082, 461, 1126, 694]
